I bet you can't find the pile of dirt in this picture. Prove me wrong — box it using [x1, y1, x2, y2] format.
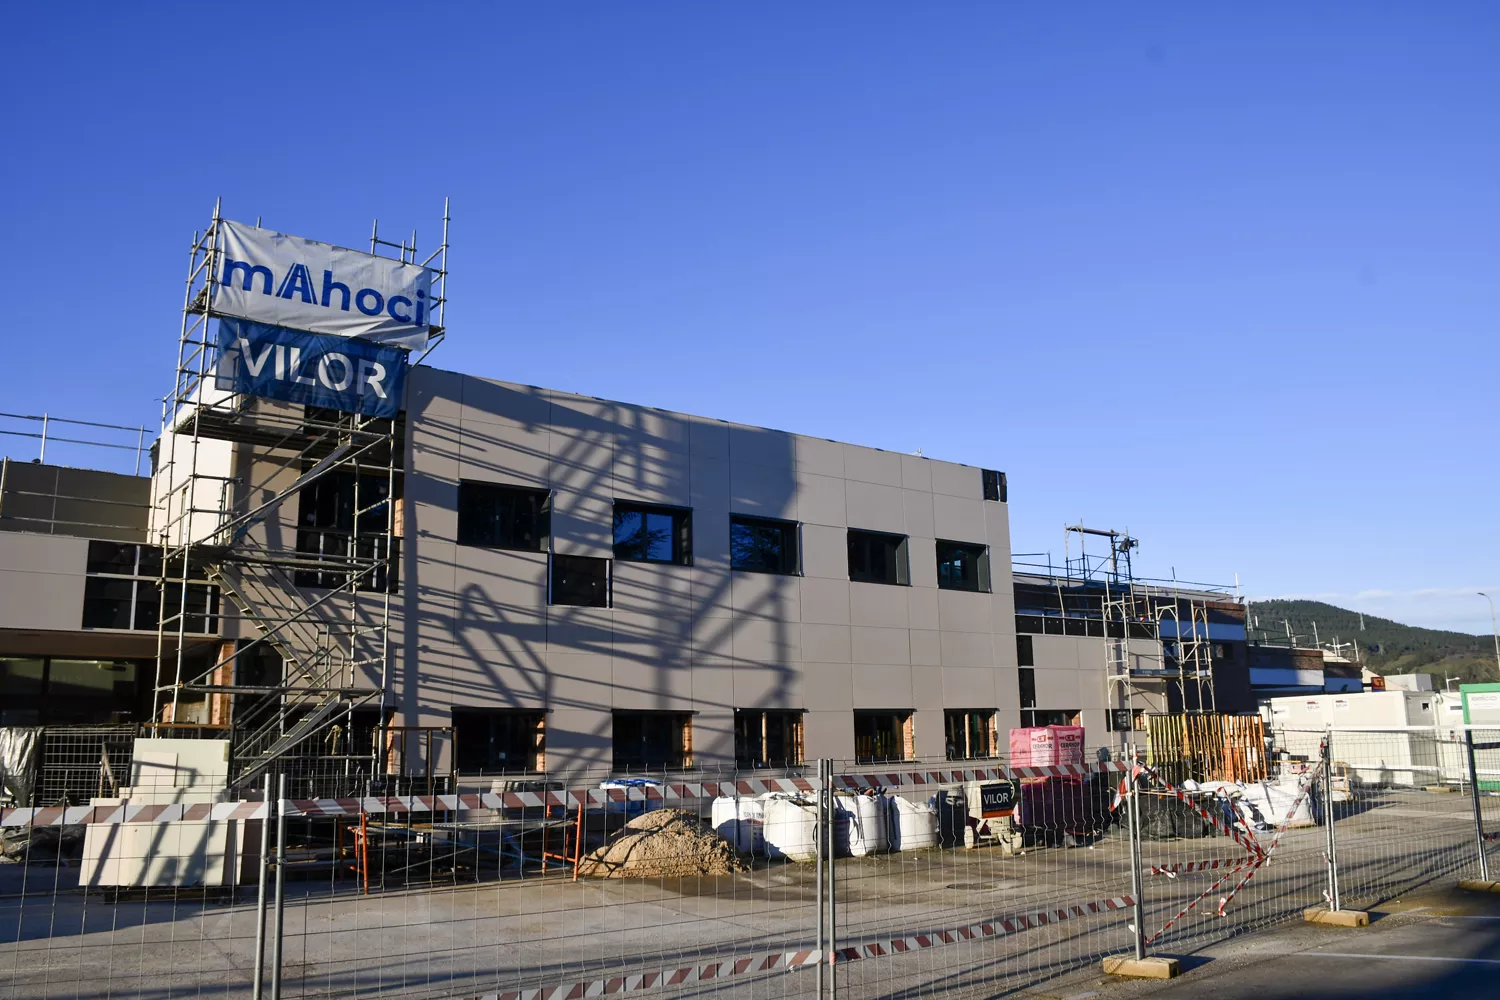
[578, 809, 745, 879]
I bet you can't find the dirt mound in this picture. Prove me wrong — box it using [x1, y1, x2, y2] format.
[578, 809, 745, 879]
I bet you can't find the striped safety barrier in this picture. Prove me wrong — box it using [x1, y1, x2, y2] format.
[454, 893, 1136, 1000]
[0, 800, 267, 828]
[0, 760, 1128, 827]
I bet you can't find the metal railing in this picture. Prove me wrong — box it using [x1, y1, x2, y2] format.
[0, 412, 149, 475]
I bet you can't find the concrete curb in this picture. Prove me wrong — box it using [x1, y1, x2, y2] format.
[1458, 879, 1500, 893]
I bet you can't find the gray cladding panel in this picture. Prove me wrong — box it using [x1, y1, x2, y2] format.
[842, 445, 903, 487]
[0, 532, 88, 632]
[844, 482, 905, 535]
[400, 372, 1016, 772]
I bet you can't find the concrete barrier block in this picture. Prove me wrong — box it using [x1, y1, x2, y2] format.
[1303, 907, 1370, 927]
[1102, 955, 1181, 979]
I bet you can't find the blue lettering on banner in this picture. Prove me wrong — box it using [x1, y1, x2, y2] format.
[215, 318, 407, 418]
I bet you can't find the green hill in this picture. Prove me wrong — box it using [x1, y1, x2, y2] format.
[1248, 599, 1498, 685]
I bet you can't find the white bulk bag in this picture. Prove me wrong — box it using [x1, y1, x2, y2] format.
[763, 795, 819, 862]
[834, 792, 889, 856]
[886, 795, 939, 851]
[711, 794, 769, 854]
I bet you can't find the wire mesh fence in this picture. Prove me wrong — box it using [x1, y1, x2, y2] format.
[4, 726, 1500, 1000]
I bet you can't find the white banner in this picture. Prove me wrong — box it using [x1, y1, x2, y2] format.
[214, 220, 434, 350]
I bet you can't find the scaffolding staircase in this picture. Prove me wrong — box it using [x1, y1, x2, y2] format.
[150, 203, 446, 789]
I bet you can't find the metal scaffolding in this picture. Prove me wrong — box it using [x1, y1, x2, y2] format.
[150, 200, 448, 788]
[1065, 525, 1220, 727]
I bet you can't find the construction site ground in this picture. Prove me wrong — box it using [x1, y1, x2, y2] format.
[2, 788, 1494, 1000]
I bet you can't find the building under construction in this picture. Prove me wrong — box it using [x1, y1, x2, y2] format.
[0, 206, 1253, 803]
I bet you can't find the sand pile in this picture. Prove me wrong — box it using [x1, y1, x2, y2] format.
[578, 809, 745, 879]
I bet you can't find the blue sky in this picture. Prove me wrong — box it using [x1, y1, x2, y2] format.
[2, 4, 1496, 633]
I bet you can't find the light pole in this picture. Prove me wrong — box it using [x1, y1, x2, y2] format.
[1480, 593, 1500, 680]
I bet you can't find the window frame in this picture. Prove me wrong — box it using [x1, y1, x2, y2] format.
[733, 709, 806, 767]
[852, 709, 915, 764]
[982, 469, 1006, 503]
[612, 502, 694, 566]
[611, 710, 694, 771]
[1018, 667, 1037, 709]
[1020, 708, 1080, 728]
[944, 709, 998, 761]
[293, 468, 402, 593]
[934, 539, 991, 593]
[456, 480, 552, 552]
[729, 514, 800, 576]
[82, 541, 219, 635]
[846, 529, 910, 586]
[549, 554, 611, 608]
[451, 708, 547, 774]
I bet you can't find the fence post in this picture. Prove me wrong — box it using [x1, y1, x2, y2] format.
[1322, 729, 1342, 911]
[816, 759, 825, 999]
[827, 759, 838, 999]
[1126, 744, 1146, 961]
[1465, 729, 1491, 883]
[252, 773, 272, 1000]
[271, 772, 287, 1000]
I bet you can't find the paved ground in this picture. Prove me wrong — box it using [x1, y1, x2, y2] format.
[1025, 883, 1500, 1000]
[3, 784, 1498, 999]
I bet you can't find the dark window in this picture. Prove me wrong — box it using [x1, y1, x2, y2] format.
[945, 710, 996, 760]
[294, 470, 400, 592]
[83, 578, 137, 630]
[156, 582, 220, 634]
[612, 711, 693, 770]
[457, 481, 550, 551]
[982, 469, 1006, 503]
[1018, 667, 1037, 708]
[1015, 614, 1045, 635]
[935, 540, 990, 592]
[551, 554, 610, 607]
[853, 710, 913, 764]
[1, 656, 140, 727]
[734, 710, 805, 767]
[613, 503, 692, 565]
[82, 552, 218, 635]
[847, 530, 909, 586]
[452, 709, 546, 773]
[730, 515, 799, 575]
[86, 541, 139, 575]
[1020, 708, 1078, 728]
[1016, 635, 1034, 667]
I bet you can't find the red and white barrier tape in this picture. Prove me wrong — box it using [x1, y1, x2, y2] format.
[465, 948, 820, 1000]
[1109, 763, 1264, 860]
[1214, 758, 1325, 917]
[453, 893, 1135, 1000]
[833, 895, 1136, 963]
[1149, 858, 1251, 877]
[0, 761, 1128, 827]
[1146, 860, 1256, 945]
[0, 800, 267, 828]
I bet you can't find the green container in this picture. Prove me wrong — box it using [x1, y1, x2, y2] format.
[1459, 683, 1500, 791]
